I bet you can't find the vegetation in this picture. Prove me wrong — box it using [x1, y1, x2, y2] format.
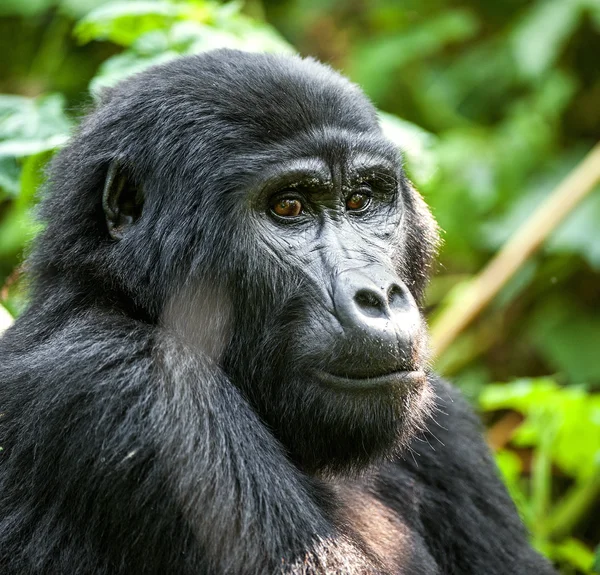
[0, 1, 598, 572]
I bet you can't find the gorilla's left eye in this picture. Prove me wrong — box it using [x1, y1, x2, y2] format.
[271, 197, 303, 218]
[346, 192, 371, 212]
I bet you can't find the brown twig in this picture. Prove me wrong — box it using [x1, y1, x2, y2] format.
[430, 141, 600, 359]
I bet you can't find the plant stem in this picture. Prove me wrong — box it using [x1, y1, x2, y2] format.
[545, 474, 600, 541]
[430, 141, 600, 359]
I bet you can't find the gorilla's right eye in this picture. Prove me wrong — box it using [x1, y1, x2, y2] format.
[271, 197, 303, 218]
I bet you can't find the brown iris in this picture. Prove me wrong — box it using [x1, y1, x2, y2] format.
[272, 198, 302, 217]
[346, 192, 370, 211]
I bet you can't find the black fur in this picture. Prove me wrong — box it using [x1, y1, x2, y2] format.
[0, 50, 555, 574]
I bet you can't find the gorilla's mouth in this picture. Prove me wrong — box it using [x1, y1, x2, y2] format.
[314, 369, 426, 390]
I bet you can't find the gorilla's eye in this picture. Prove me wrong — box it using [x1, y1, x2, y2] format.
[271, 197, 303, 218]
[346, 192, 371, 212]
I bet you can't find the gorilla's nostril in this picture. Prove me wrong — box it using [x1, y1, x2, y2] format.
[387, 284, 405, 310]
[354, 289, 387, 318]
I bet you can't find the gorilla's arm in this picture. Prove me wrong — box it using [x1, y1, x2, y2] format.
[392, 377, 556, 575]
[0, 314, 378, 575]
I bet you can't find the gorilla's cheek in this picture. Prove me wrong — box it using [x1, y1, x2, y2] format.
[161, 280, 233, 362]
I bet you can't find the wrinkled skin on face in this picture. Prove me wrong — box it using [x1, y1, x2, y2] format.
[222, 138, 437, 472]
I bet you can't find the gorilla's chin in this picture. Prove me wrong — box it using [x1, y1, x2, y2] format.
[271, 371, 434, 474]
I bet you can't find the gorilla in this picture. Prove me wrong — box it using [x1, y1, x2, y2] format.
[0, 50, 555, 574]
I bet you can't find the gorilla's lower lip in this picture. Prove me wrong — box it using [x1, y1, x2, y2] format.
[315, 370, 426, 390]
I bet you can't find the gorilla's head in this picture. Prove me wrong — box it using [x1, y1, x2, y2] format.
[35, 50, 439, 473]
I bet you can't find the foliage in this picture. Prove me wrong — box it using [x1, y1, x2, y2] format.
[0, 0, 598, 572]
[481, 378, 600, 573]
[74, 0, 293, 96]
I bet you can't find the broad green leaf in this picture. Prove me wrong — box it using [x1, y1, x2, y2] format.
[89, 22, 290, 97]
[479, 378, 558, 413]
[494, 449, 532, 525]
[74, 1, 190, 46]
[0, 155, 46, 258]
[495, 449, 522, 483]
[0, 135, 70, 158]
[0, 94, 72, 158]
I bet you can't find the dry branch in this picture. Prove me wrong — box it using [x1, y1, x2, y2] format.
[431, 142, 600, 359]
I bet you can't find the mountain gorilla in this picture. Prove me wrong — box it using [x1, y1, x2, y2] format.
[0, 50, 555, 574]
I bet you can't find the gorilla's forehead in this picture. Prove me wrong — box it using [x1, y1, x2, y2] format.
[187, 49, 380, 136]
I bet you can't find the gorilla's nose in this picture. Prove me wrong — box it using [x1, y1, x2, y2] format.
[334, 269, 419, 344]
[353, 283, 407, 319]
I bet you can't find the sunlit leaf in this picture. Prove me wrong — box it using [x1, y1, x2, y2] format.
[84, 2, 291, 97]
[74, 1, 190, 46]
[481, 379, 600, 479]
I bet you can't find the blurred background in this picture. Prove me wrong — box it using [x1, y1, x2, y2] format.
[0, 0, 598, 572]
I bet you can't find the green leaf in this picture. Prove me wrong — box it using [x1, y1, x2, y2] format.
[479, 378, 558, 413]
[494, 449, 532, 525]
[0, 152, 48, 259]
[480, 379, 600, 480]
[0, 94, 72, 158]
[0, 0, 56, 17]
[74, 1, 188, 46]
[83, 2, 292, 97]
[0, 135, 70, 158]
[551, 538, 596, 573]
[510, 0, 583, 79]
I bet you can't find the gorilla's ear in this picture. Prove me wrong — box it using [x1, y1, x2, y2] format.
[102, 161, 144, 240]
